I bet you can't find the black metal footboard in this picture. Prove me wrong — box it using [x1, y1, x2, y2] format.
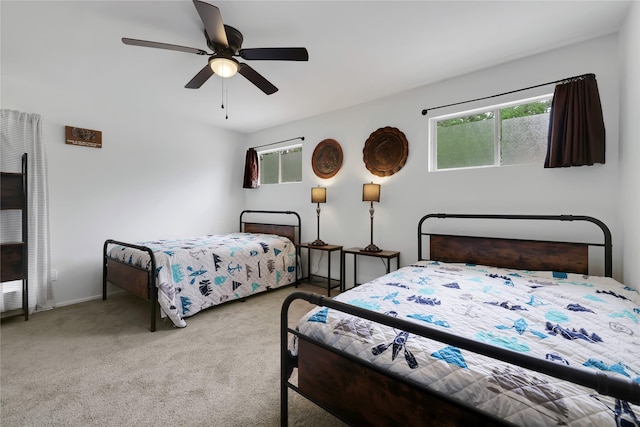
[280, 291, 640, 426]
[102, 239, 158, 331]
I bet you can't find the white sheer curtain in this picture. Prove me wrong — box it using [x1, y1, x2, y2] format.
[1, 109, 55, 312]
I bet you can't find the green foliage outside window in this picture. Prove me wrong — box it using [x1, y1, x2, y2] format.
[437, 100, 551, 127]
[433, 98, 552, 170]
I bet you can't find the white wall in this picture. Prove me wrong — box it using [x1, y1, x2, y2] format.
[619, 1, 640, 286]
[245, 35, 627, 286]
[2, 2, 246, 306]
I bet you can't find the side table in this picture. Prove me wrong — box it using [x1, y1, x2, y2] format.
[297, 243, 343, 296]
[341, 247, 400, 292]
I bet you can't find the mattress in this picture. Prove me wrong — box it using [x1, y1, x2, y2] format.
[108, 232, 297, 327]
[292, 260, 640, 426]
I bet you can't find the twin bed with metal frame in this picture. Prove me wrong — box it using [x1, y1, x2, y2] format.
[103, 210, 300, 331]
[282, 213, 640, 426]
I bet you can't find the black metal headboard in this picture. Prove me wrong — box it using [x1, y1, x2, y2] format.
[239, 210, 301, 245]
[418, 214, 612, 277]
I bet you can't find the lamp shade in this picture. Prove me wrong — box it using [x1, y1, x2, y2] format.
[209, 57, 239, 78]
[311, 186, 327, 203]
[362, 182, 380, 202]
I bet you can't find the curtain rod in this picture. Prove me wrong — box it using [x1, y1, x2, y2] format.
[421, 73, 595, 116]
[250, 136, 305, 150]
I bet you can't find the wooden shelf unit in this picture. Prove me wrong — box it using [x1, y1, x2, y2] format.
[1, 153, 29, 320]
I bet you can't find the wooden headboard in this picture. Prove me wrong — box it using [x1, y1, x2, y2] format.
[239, 210, 301, 245]
[418, 214, 612, 277]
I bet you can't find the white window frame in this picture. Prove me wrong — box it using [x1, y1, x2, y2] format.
[257, 143, 302, 185]
[428, 93, 553, 172]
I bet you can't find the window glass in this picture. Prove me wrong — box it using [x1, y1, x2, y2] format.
[437, 114, 495, 169]
[501, 109, 550, 166]
[280, 147, 302, 183]
[259, 151, 279, 184]
[258, 144, 302, 185]
[430, 95, 552, 171]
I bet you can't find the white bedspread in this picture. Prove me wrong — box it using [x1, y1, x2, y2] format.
[293, 261, 640, 426]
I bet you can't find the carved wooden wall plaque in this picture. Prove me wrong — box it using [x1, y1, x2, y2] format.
[312, 138, 343, 179]
[65, 126, 102, 148]
[363, 127, 408, 177]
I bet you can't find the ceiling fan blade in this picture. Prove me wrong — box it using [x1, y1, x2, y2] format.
[185, 64, 215, 89]
[238, 48, 309, 61]
[238, 64, 278, 95]
[122, 38, 208, 55]
[192, 0, 228, 47]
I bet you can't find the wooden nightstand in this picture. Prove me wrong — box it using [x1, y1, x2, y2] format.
[297, 243, 343, 296]
[341, 247, 400, 292]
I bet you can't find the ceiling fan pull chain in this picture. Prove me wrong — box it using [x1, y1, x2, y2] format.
[225, 83, 229, 120]
[221, 77, 225, 110]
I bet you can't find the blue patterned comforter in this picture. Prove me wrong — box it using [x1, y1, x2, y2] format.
[108, 232, 297, 327]
[293, 261, 640, 426]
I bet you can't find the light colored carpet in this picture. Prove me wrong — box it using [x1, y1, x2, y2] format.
[1, 283, 348, 427]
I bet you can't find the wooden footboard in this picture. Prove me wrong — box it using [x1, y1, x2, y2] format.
[105, 259, 150, 300]
[296, 338, 503, 426]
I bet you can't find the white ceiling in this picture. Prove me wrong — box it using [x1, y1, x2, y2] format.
[2, 1, 633, 134]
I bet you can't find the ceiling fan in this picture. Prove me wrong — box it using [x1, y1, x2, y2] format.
[122, 0, 308, 95]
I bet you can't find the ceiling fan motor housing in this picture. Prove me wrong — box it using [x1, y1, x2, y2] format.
[207, 25, 243, 56]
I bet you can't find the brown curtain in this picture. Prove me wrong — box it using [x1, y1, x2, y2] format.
[243, 148, 259, 188]
[544, 74, 605, 168]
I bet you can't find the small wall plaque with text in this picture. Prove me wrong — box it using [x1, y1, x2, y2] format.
[65, 126, 102, 148]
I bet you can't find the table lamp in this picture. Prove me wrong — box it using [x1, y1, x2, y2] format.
[310, 186, 327, 246]
[362, 182, 381, 252]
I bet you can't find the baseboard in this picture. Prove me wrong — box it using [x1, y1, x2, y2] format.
[55, 289, 125, 307]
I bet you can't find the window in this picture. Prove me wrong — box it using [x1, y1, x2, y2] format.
[429, 95, 552, 171]
[258, 145, 302, 184]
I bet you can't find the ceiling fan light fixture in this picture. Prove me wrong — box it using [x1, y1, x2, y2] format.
[209, 57, 238, 78]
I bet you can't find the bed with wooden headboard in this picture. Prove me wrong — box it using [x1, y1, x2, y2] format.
[281, 213, 639, 426]
[103, 210, 300, 331]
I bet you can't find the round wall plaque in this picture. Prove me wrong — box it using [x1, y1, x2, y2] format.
[363, 127, 409, 177]
[312, 138, 343, 179]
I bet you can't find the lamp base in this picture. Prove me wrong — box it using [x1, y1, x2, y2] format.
[361, 243, 382, 253]
[310, 239, 327, 246]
